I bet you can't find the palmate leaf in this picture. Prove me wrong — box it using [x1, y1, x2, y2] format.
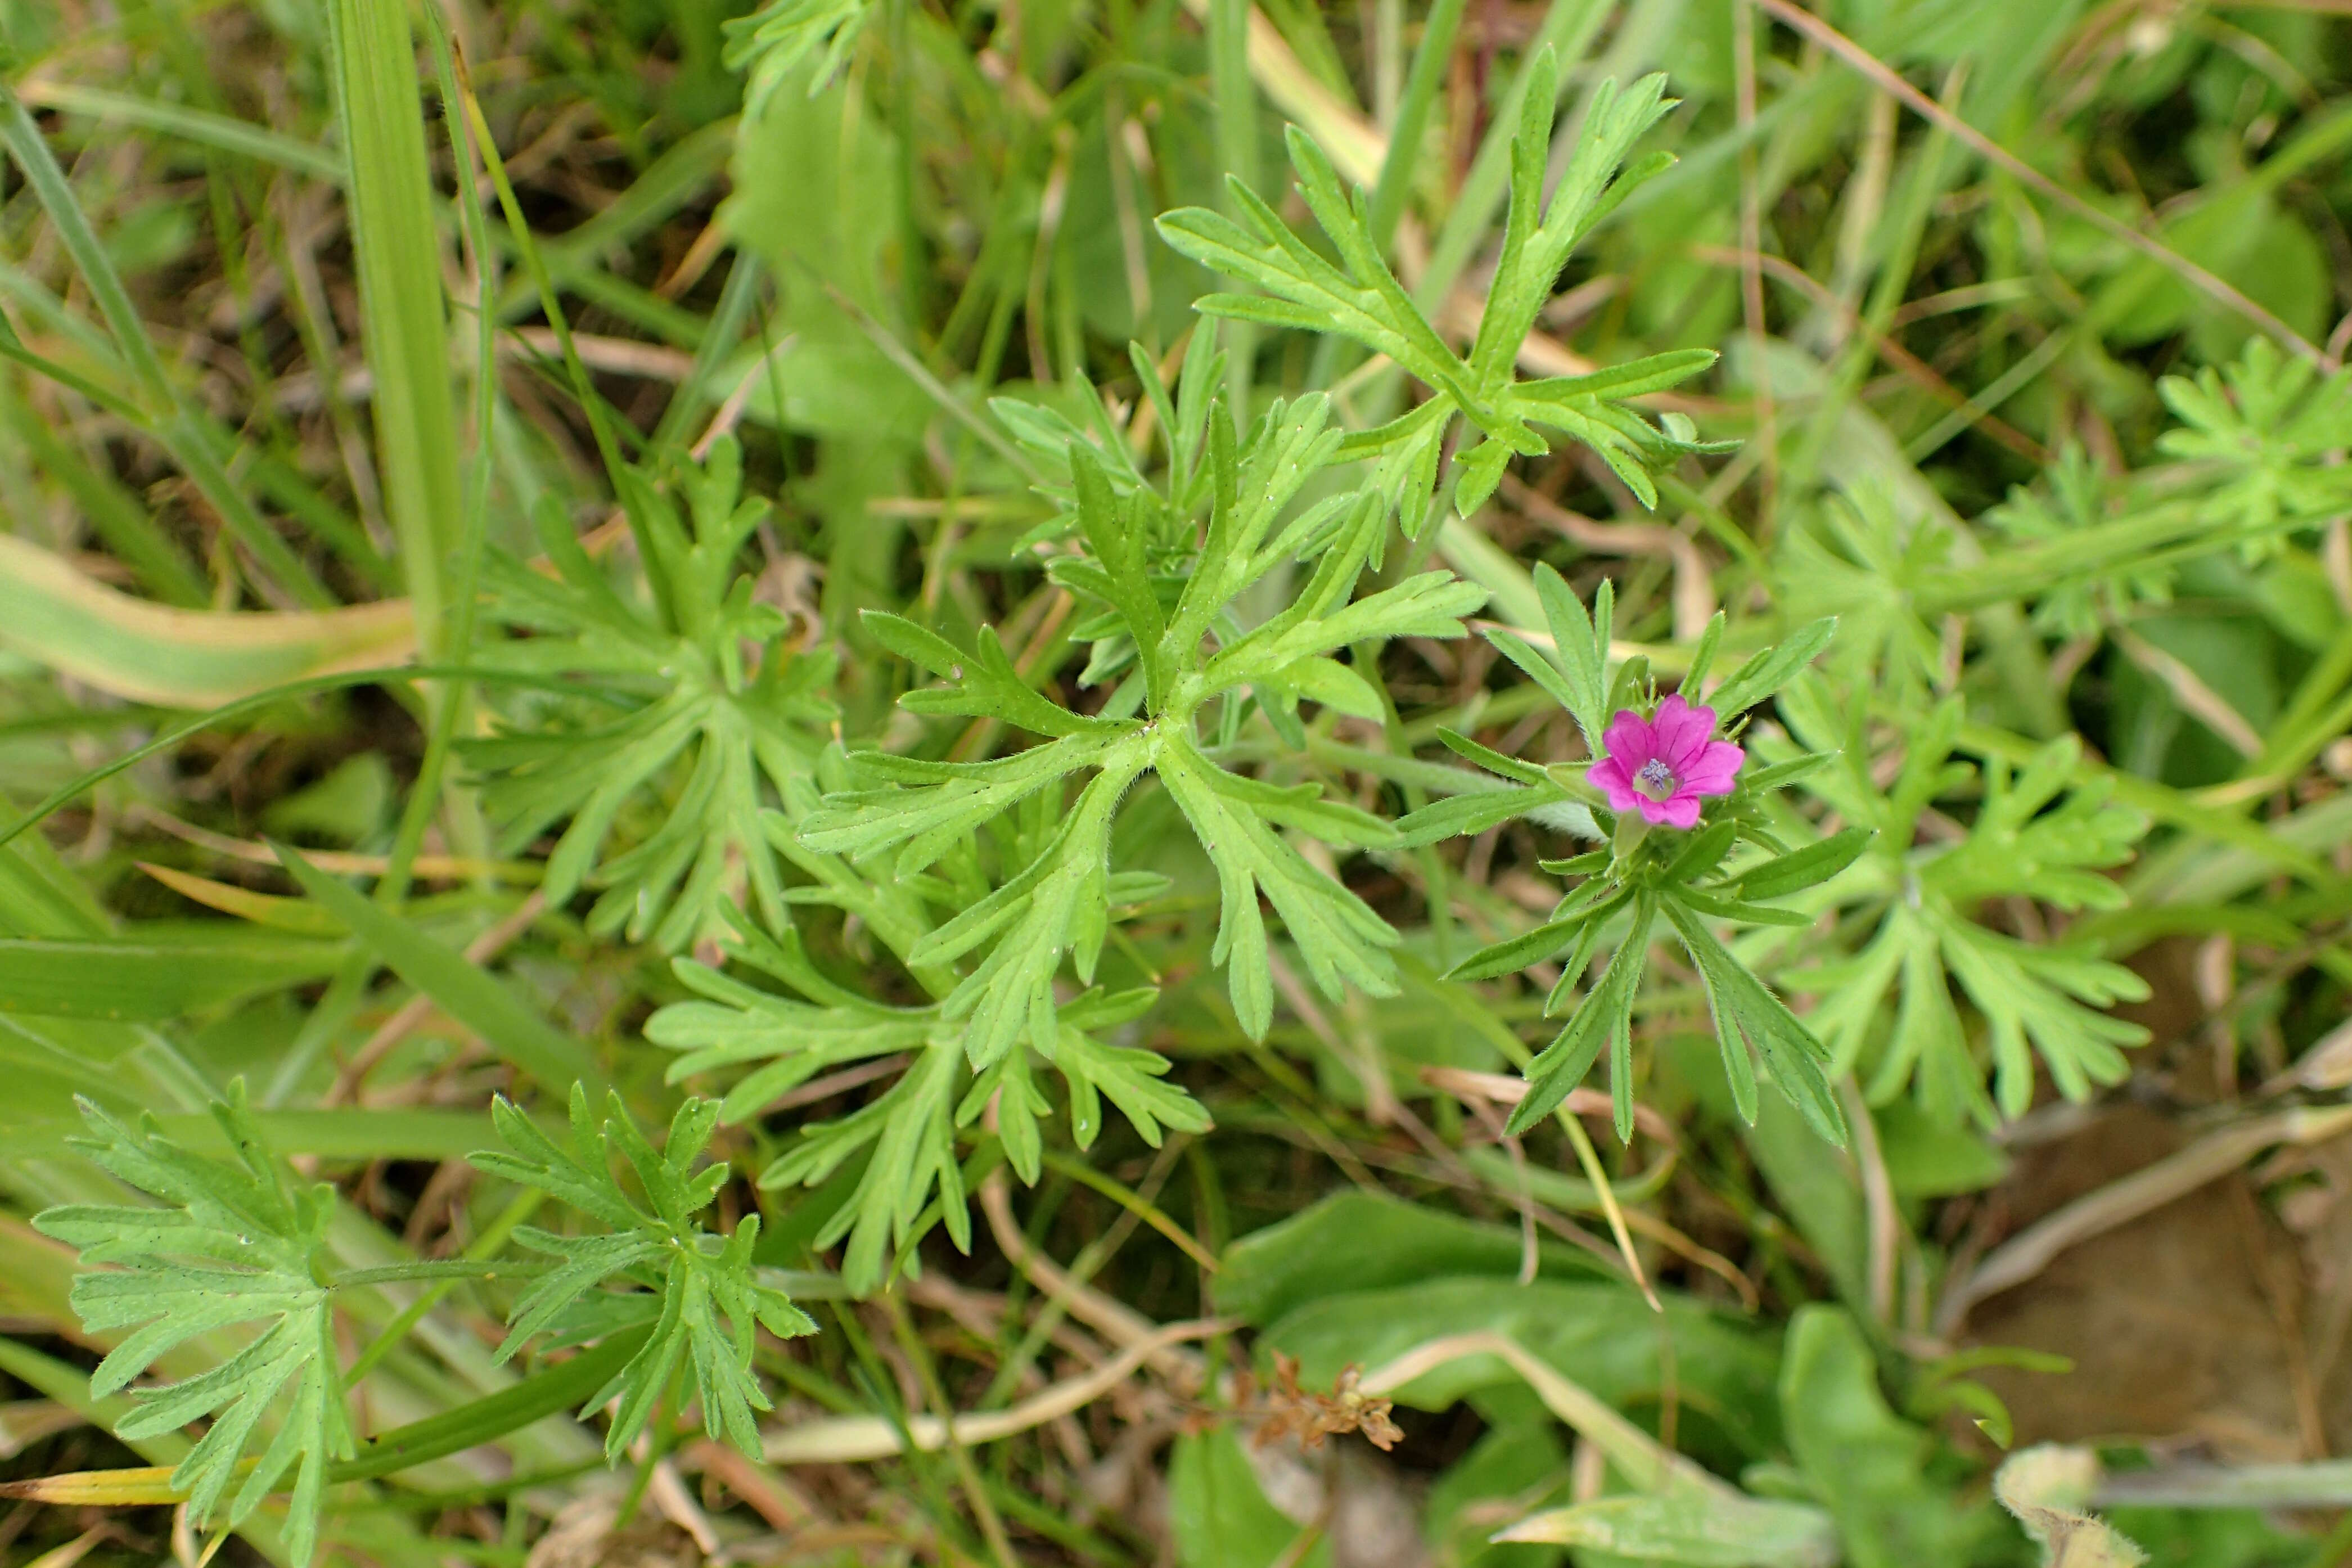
[1772, 491, 1951, 709]
[1810, 898, 2148, 1129]
[1935, 917, 2146, 1119]
[1986, 444, 2173, 640]
[809, 691, 1413, 1053]
[726, 0, 875, 108]
[650, 922, 1207, 1292]
[648, 915, 974, 1296]
[1156, 54, 1712, 522]
[472, 1085, 816, 1461]
[468, 437, 836, 952]
[644, 751, 1204, 1293]
[1774, 683, 2152, 1125]
[33, 1083, 352, 1567]
[2155, 337, 2352, 556]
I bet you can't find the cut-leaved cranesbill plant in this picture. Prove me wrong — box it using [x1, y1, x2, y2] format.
[8, 1, 2279, 1561]
[28, 1082, 815, 1565]
[467, 436, 837, 953]
[645, 387, 1474, 1290]
[798, 410, 1484, 1051]
[1768, 680, 2152, 1127]
[1402, 562, 1853, 1143]
[472, 1087, 817, 1461]
[32, 1086, 356, 1568]
[724, 0, 877, 110]
[647, 817, 1211, 1292]
[1157, 49, 1732, 531]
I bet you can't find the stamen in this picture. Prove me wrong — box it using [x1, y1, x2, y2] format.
[1634, 758, 1678, 799]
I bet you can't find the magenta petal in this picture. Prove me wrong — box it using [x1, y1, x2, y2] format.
[1679, 740, 1746, 796]
[1650, 694, 1719, 771]
[1653, 792, 1703, 830]
[1648, 692, 1695, 737]
[1601, 709, 1655, 768]
[1588, 756, 1641, 812]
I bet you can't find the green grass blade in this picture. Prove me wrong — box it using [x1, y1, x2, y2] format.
[0, 88, 331, 609]
[22, 82, 346, 182]
[327, 0, 465, 656]
[1412, 0, 1611, 314]
[0, 935, 350, 1020]
[1365, 0, 1463, 249]
[0, 533, 414, 708]
[275, 843, 606, 1100]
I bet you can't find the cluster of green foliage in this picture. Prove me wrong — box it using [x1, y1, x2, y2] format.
[1, 0, 2349, 1565]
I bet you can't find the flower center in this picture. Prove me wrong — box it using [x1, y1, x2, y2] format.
[1633, 758, 1679, 800]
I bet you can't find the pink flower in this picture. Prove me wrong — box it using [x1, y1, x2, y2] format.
[1587, 694, 1744, 830]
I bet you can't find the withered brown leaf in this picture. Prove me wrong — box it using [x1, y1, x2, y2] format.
[1238, 1353, 1403, 1453]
